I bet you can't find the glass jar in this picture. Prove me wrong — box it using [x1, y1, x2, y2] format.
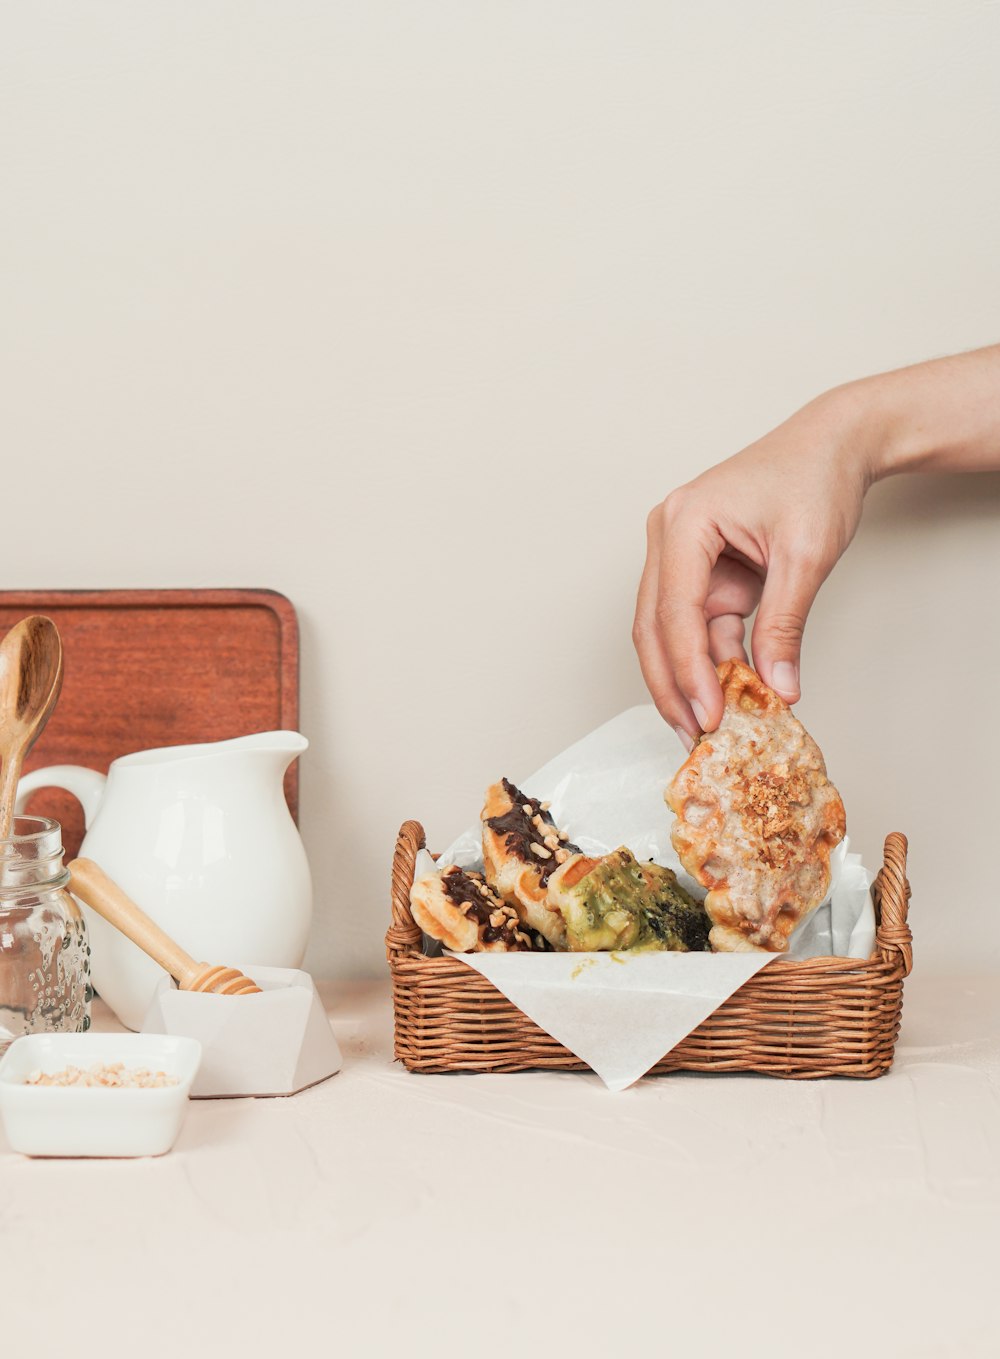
[0, 816, 91, 1053]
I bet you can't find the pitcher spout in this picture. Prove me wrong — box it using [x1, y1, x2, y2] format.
[113, 730, 308, 775]
[223, 730, 308, 775]
[226, 731, 308, 758]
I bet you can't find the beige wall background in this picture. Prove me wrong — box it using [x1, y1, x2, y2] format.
[3, 3, 999, 977]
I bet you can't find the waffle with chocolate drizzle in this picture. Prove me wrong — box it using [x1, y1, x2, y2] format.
[481, 778, 581, 949]
[410, 863, 536, 952]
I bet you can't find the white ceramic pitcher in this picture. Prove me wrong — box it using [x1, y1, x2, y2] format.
[15, 732, 312, 1030]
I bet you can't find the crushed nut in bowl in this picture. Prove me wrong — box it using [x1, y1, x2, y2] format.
[25, 1062, 180, 1089]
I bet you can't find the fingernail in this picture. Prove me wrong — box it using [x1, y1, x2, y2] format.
[772, 661, 799, 699]
[673, 726, 694, 753]
[690, 699, 709, 733]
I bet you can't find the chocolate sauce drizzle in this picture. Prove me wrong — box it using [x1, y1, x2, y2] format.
[441, 866, 516, 945]
[485, 777, 581, 887]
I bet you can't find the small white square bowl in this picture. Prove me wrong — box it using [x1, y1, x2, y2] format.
[0, 1033, 202, 1158]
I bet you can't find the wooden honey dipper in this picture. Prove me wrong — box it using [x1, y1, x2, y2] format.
[68, 858, 262, 996]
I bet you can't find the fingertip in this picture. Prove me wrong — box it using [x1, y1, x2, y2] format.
[695, 656, 726, 731]
[647, 680, 701, 747]
[654, 693, 699, 745]
[690, 701, 720, 734]
[766, 659, 800, 703]
[690, 698, 710, 733]
[673, 725, 694, 754]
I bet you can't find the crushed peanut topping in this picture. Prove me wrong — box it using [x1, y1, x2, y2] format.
[25, 1062, 179, 1089]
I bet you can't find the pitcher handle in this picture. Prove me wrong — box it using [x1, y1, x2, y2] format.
[16, 765, 107, 829]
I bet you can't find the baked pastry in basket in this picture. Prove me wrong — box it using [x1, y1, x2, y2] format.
[639, 861, 712, 952]
[547, 848, 711, 952]
[482, 778, 580, 948]
[666, 658, 846, 953]
[410, 864, 535, 952]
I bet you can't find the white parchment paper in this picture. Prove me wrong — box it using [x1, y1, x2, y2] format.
[425, 705, 876, 1090]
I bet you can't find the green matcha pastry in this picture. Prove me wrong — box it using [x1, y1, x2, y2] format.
[546, 847, 711, 953]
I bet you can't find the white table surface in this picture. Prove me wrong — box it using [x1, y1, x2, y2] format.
[2, 972, 998, 1359]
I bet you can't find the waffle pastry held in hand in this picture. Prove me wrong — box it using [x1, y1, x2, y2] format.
[666, 658, 846, 953]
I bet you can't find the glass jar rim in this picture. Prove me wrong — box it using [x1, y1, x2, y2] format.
[0, 816, 68, 897]
[0, 814, 61, 849]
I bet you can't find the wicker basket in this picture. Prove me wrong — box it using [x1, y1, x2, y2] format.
[387, 821, 913, 1080]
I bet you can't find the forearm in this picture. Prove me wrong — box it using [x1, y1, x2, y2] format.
[635, 341, 1000, 733]
[842, 344, 1000, 481]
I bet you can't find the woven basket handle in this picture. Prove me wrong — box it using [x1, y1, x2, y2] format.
[872, 831, 912, 975]
[386, 819, 426, 959]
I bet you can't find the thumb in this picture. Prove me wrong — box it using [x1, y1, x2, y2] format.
[750, 549, 827, 703]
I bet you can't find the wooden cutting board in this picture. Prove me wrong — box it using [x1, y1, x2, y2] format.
[0, 589, 299, 859]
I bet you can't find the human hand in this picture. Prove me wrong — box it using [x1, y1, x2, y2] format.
[633, 387, 875, 744]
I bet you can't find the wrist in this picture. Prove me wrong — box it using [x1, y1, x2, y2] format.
[828, 346, 1000, 480]
[844, 369, 927, 481]
[807, 379, 897, 490]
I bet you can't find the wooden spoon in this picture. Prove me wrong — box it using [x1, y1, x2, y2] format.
[68, 858, 262, 996]
[0, 615, 64, 841]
